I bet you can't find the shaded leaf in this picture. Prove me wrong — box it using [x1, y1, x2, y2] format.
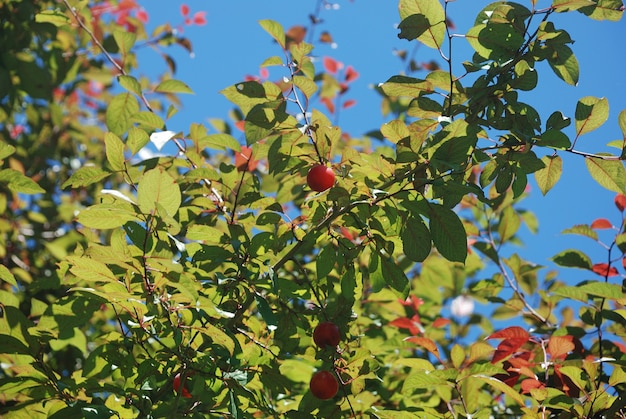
[428, 204, 467, 263]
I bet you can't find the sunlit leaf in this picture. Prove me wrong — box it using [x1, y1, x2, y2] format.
[534, 155, 562, 195]
[575, 96, 609, 136]
[155, 79, 194, 94]
[397, 0, 446, 49]
[138, 167, 182, 217]
[61, 166, 111, 189]
[585, 156, 626, 193]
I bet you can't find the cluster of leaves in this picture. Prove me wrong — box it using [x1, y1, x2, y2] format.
[1, 0, 626, 418]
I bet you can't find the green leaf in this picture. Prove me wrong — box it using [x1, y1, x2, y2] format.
[0, 141, 16, 160]
[104, 132, 125, 171]
[578, 282, 623, 299]
[131, 112, 165, 130]
[127, 127, 150, 155]
[510, 60, 538, 91]
[397, 0, 446, 49]
[0, 264, 17, 286]
[113, 29, 136, 57]
[259, 19, 286, 49]
[368, 251, 386, 293]
[552, 0, 596, 12]
[380, 75, 434, 98]
[552, 249, 592, 269]
[429, 204, 467, 263]
[561, 224, 598, 241]
[498, 206, 521, 242]
[534, 155, 563, 195]
[575, 96, 609, 136]
[117, 75, 142, 96]
[154, 79, 194, 94]
[466, 23, 525, 61]
[401, 215, 432, 262]
[35, 10, 70, 26]
[66, 256, 118, 284]
[0, 169, 45, 194]
[138, 168, 182, 217]
[547, 44, 579, 85]
[474, 375, 525, 406]
[61, 166, 111, 189]
[618, 109, 626, 138]
[292, 75, 318, 99]
[316, 245, 337, 279]
[106, 93, 140, 136]
[539, 129, 571, 149]
[579, 0, 624, 21]
[198, 133, 242, 152]
[381, 120, 410, 143]
[585, 156, 626, 193]
[77, 203, 139, 229]
[546, 111, 571, 130]
[255, 295, 278, 331]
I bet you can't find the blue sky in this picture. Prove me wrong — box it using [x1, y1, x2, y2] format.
[136, 1, 626, 284]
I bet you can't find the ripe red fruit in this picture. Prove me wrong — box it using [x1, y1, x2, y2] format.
[307, 164, 335, 192]
[313, 322, 341, 349]
[173, 373, 192, 398]
[310, 370, 339, 400]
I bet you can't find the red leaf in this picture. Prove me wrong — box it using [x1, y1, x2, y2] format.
[547, 335, 575, 361]
[445, 18, 456, 30]
[136, 9, 148, 23]
[344, 65, 359, 83]
[492, 338, 529, 363]
[432, 317, 451, 328]
[615, 194, 626, 212]
[321, 97, 335, 114]
[342, 99, 356, 110]
[521, 378, 544, 394]
[390, 314, 422, 335]
[488, 327, 531, 363]
[591, 218, 612, 229]
[592, 263, 618, 277]
[235, 146, 258, 172]
[400, 295, 424, 311]
[623, 257, 626, 271]
[487, 326, 530, 341]
[181, 4, 190, 17]
[193, 11, 207, 26]
[323, 56, 342, 74]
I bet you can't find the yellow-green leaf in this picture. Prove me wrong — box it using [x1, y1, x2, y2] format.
[105, 132, 125, 171]
[534, 155, 563, 195]
[585, 156, 626, 193]
[575, 96, 609, 136]
[0, 169, 45, 194]
[106, 93, 140, 136]
[138, 167, 181, 217]
[398, 0, 446, 49]
[259, 20, 286, 49]
[61, 166, 111, 189]
[155, 79, 194, 94]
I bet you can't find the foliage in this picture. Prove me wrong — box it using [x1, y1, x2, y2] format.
[1, 0, 626, 418]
